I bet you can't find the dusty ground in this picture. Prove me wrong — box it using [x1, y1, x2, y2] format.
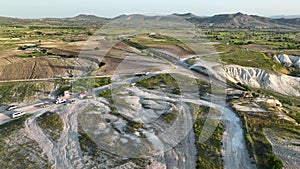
[0, 118, 51, 168]
[266, 128, 300, 169]
[0, 56, 79, 80]
[149, 44, 195, 59]
[0, 113, 9, 122]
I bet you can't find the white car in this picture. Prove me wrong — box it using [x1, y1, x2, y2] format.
[12, 112, 25, 118]
[55, 98, 66, 104]
[6, 105, 18, 111]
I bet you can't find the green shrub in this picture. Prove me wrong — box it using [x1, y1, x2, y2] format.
[265, 153, 283, 169]
[36, 111, 63, 142]
[98, 89, 112, 97]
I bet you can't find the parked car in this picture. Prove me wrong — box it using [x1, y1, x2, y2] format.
[55, 98, 66, 104]
[12, 112, 25, 118]
[64, 99, 75, 105]
[134, 72, 149, 77]
[6, 105, 18, 111]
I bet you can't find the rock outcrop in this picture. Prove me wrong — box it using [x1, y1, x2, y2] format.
[215, 65, 300, 96]
[273, 54, 300, 68]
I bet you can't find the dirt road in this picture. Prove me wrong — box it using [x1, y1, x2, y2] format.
[181, 98, 256, 169]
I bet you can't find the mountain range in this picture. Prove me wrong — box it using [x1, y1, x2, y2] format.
[1, 12, 300, 29]
[174, 12, 300, 29]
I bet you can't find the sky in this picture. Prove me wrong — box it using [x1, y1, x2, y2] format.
[0, 0, 299, 18]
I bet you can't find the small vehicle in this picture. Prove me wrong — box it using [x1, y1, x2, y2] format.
[134, 72, 149, 77]
[64, 99, 75, 105]
[12, 112, 25, 118]
[55, 98, 66, 104]
[6, 105, 18, 111]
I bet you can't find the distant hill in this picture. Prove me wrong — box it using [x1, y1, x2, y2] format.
[0, 14, 110, 28]
[172, 12, 203, 19]
[177, 12, 300, 29]
[273, 18, 300, 27]
[0, 13, 299, 29]
[270, 15, 300, 19]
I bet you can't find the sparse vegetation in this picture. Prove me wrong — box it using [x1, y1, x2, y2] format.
[160, 109, 179, 123]
[78, 125, 101, 159]
[215, 44, 287, 73]
[136, 73, 181, 94]
[0, 114, 51, 168]
[0, 114, 31, 137]
[94, 77, 111, 87]
[18, 51, 46, 58]
[192, 104, 224, 169]
[98, 89, 112, 97]
[265, 153, 283, 169]
[250, 87, 300, 123]
[36, 111, 63, 142]
[122, 39, 148, 50]
[0, 81, 53, 104]
[231, 95, 299, 169]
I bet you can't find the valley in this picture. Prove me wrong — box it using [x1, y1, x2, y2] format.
[0, 12, 299, 169]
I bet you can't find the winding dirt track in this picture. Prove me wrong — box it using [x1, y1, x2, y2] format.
[25, 102, 86, 168]
[181, 98, 256, 169]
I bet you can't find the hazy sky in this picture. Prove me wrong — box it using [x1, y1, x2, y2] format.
[0, 0, 299, 18]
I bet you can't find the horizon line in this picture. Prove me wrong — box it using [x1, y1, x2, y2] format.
[1, 12, 300, 20]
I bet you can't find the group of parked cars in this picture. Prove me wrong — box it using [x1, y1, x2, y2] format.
[6, 105, 25, 118]
[5, 97, 76, 120]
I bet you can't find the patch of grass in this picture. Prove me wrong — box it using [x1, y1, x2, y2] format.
[78, 125, 101, 159]
[216, 44, 286, 72]
[160, 109, 179, 123]
[130, 36, 178, 46]
[122, 39, 148, 50]
[0, 114, 31, 137]
[0, 81, 52, 104]
[289, 111, 300, 124]
[55, 85, 71, 96]
[235, 109, 273, 168]
[192, 104, 224, 169]
[0, 114, 51, 168]
[136, 73, 181, 94]
[98, 89, 112, 97]
[36, 111, 63, 142]
[251, 87, 300, 123]
[123, 117, 145, 133]
[265, 153, 283, 169]
[72, 78, 95, 92]
[94, 77, 111, 88]
[18, 51, 46, 58]
[231, 96, 299, 169]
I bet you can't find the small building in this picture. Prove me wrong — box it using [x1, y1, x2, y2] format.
[54, 90, 70, 104]
[64, 91, 70, 97]
[79, 91, 87, 99]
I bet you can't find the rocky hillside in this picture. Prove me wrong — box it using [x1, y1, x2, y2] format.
[215, 65, 300, 96]
[273, 54, 300, 68]
[0, 56, 77, 80]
